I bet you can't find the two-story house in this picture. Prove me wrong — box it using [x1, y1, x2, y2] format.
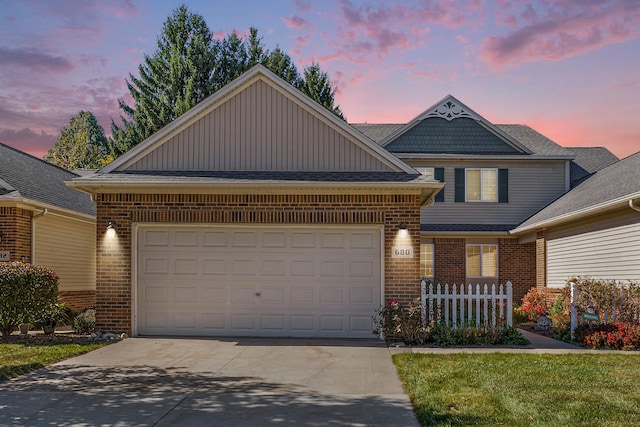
[354, 95, 587, 301]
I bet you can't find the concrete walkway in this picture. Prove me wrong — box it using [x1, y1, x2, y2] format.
[0, 338, 418, 427]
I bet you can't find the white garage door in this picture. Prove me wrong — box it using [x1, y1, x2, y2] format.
[136, 225, 382, 338]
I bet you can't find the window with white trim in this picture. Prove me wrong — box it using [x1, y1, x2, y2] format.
[466, 168, 497, 202]
[415, 167, 435, 180]
[466, 244, 497, 277]
[420, 244, 434, 278]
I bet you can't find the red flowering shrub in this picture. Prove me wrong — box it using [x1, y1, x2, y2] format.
[576, 322, 640, 351]
[518, 287, 553, 322]
[0, 262, 59, 337]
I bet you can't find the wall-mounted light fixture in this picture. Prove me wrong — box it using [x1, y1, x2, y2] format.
[398, 222, 409, 238]
[106, 222, 117, 239]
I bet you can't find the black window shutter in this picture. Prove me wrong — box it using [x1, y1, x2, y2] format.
[455, 168, 465, 202]
[434, 168, 445, 202]
[498, 169, 508, 203]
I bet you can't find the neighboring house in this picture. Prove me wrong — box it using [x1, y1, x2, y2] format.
[511, 152, 640, 289]
[67, 65, 443, 338]
[0, 142, 96, 312]
[354, 95, 582, 300]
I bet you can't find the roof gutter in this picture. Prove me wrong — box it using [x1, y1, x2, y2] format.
[511, 191, 640, 234]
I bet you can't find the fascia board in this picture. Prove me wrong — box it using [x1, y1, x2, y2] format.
[102, 65, 416, 175]
[510, 191, 640, 234]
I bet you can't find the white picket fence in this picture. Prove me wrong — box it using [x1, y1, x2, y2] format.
[420, 280, 513, 330]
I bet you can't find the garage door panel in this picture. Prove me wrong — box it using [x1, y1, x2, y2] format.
[137, 226, 381, 338]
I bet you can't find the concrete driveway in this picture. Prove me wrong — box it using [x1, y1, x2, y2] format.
[0, 337, 418, 426]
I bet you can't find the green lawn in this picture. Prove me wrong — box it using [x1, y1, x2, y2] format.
[394, 353, 640, 426]
[0, 338, 108, 381]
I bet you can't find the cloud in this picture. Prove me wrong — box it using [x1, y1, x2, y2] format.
[481, 0, 640, 68]
[282, 15, 312, 31]
[293, 0, 313, 14]
[0, 127, 56, 159]
[0, 47, 74, 72]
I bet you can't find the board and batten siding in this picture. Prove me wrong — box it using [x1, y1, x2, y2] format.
[125, 79, 393, 172]
[546, 211, 640, 288]
[413, 160, 567, 226]
[33, 214, 96, 292]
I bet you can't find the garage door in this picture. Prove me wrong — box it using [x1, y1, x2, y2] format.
[136, 225, 382, 338]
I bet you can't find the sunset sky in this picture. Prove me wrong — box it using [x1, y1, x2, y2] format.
[1, 0, 639, 160]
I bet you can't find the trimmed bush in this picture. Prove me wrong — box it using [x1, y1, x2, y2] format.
[73, 309, 96, 334]
[576, 322, 640, 350]
[0, 262, 59, 337]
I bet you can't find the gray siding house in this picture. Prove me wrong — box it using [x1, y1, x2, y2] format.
[511, 152, 640, 288]
[354, 95, 621, 300]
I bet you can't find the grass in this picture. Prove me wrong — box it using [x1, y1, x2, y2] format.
[0, 338, 109, 381]
[394, 353, 640, 426]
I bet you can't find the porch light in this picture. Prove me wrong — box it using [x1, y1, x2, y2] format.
[106, 222, 117, 239]
[398, 222, 409, 238]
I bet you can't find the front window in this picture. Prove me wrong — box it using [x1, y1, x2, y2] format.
[466, 169, 497, 202]
[420, 244, 434, 278]
[466, 244, 497, 277]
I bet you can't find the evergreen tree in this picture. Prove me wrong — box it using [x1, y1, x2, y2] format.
[111, 4, 216, 155]
[298, 63, 345, 120]
[111, 5, 344, 155]
[45, 111, 112, 170]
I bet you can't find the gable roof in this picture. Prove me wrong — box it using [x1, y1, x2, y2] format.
[565, 147, 619, 187]
[0, 142, 95, 217]
[101, 65, 414, 175]
[512, 151, 640, 234]
[379, 95, 535, 156]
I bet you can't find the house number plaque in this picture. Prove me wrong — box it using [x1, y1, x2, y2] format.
[0, 251, 10, 262]
[392, 246, 413, 258]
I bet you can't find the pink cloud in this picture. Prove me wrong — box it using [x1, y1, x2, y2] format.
[482, 0, 640, 68]
[0, 47, 74, 72]
[0, 128, 56, 159]
[294, 0, 313, 14]
[282, 15, 312, 31]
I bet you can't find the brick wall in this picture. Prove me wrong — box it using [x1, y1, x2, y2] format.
[95, 192, 422, 334]
[498, 238, 536, 303]
[0, 207, 32, 262]
[58, 290, 96, 313]
[432, 236, 536, 304]
[433, 238, 466, 285]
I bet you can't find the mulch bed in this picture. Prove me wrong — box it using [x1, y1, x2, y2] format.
[1, 331, 90, 344]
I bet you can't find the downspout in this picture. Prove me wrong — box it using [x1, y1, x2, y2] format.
[31, 208, 48, 263]
[629, 199, 640, 213]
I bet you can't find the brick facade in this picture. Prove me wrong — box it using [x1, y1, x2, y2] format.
[58, 290, 96, 313]
[0, 207, 32, 262]
[498, 238, 536, 303]
[433, 238, 466, 285]
[432, 236, 536, 304]
[95, 192, 422, 334]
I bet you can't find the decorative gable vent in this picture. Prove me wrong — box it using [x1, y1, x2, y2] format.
[423, 99, 479, 121]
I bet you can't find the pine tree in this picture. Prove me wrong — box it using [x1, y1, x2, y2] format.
[111, 5, 344, 155]
[45, 111, 112, 170]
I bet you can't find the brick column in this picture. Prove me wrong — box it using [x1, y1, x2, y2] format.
[536, 230, 547, 290]
[434, 237, 466, 285]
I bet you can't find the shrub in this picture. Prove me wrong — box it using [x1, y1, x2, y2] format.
[373, 299, 529, 346]
[575, 322, 640, 350]
[0, 262, 59, 337]
[519, 287, 553, 322]
[571, 278, 640, 324]
[73, 309, 96, 334]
